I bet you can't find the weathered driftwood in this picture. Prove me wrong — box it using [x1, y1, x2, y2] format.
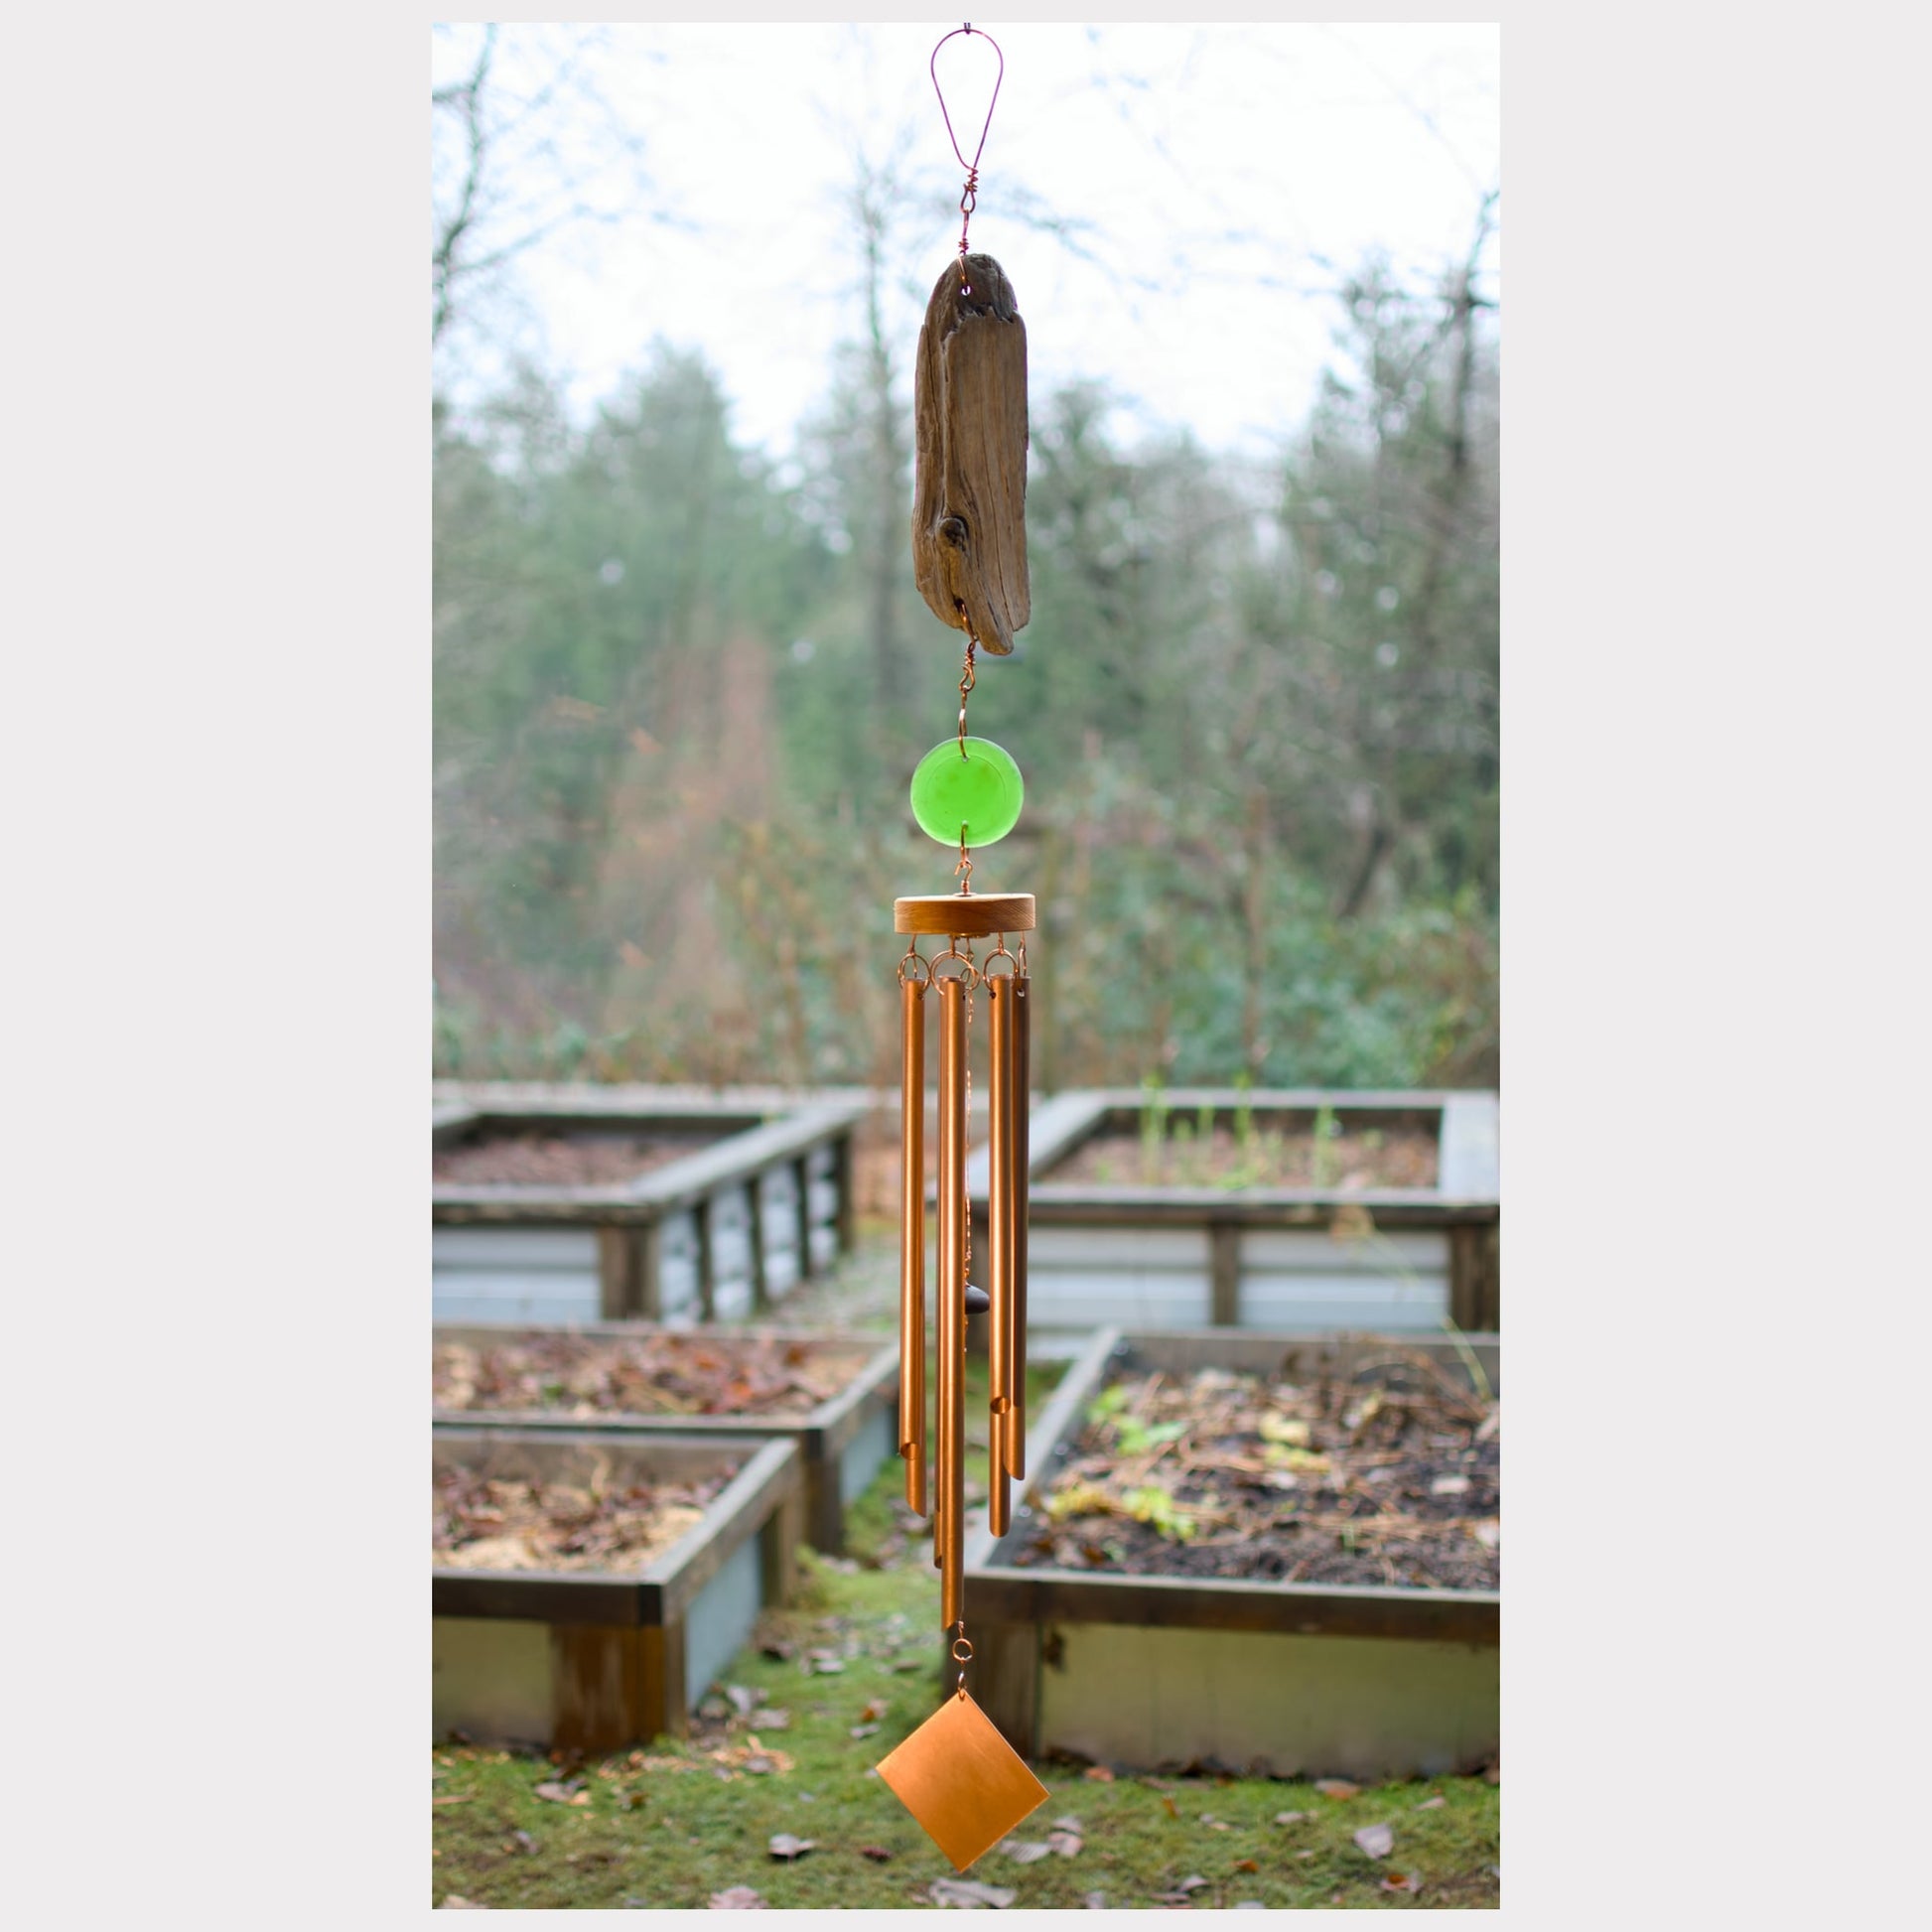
[911, 253, 1030, 655]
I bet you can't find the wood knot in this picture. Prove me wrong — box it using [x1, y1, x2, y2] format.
[938, 516, 969, 550]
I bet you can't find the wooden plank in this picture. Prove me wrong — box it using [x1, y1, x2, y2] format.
[1025, 1190, 1498, 1230]
[1209, 1223, 1241, 1326]
[1449, 1224, 1501, 1332]
[597, 1227, 633, 1321]
[696, 1195, 717, 1321]
[747, 1173, 769, 1312]
[833, 1129, 856, 1257]
[1438, 1091, 1501, 1199]
[636, 1218, 663, 1321]
[973, 1616, 1041, 1760]
[971, 1567, 1498, 1646]
[793, 1155, 814, 1281]
[550, 1625, 648, 1754]
[1039, 1622, 1498, 1780]
[641, 1617, 686, 1739]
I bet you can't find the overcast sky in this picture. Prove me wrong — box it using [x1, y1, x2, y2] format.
[433, 22, 1499, 464]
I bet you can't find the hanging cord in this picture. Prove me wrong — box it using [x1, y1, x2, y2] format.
[930, 24, 1005, 281]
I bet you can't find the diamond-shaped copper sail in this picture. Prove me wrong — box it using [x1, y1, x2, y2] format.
[876, 1690, 1049, 1871]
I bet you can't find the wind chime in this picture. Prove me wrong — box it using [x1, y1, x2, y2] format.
[874, 24, 1051, 1870]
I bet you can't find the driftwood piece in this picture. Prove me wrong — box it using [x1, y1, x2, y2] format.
[911, 252, 1030, 655]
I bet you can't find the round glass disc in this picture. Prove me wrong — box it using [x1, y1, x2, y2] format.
[909, 736, 1024, 848]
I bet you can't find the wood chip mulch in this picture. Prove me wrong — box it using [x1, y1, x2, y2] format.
[433, 1132, 712, 1187]
[1016, 1346, 1498, 1591]
[434, 1331, 873, 1420]
[433, 1452, 740, 1573]
[1048, 1117, 1439, 1191]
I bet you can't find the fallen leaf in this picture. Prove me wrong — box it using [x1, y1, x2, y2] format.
[858, 1699, 888, 1723]
[532, 1780, 583, 1803]
[751, 1709, 790, 1730]
[1313, 1779, 1359, 1800]
[1274, 1811, 1309, 1826]
[1296, 1851, 1316, 1861]
[767, 1834, 817, 1862]
[440, 1898, 487, 1910]
[1413, 1795, 1446, 1811]
[849, 1725, 880, 1739]
[1471, 1518, 1500, 1550]
[725, 1684, 759, 1717]
[1353, 1824, 1395, 1859]
[1161, 1796, 1179, 1820]
[619, 1790, 646, 1812]
[814, 1659, 846, 1675]
[1054, 1816, 1084, 1832]
[1431, 1474, 1471, 1497]
[1258, 1414, 1311, 1448]
[930, 1877, 1016, 1908]
[1174, 1875, 1209, 1894]
[1083, 1893, 1107, 1910]
[1001, 1840, 1052, 1864]
[1085, 1765, 1114, 1783]
[1048, 1829, 1084, 1858]
[511, 1831, 537, 1856]
[858, 1846, 893, 1863]
[1204, 1820, 1231, 1832]
[1382, 1871, 1424, 1894]
[431, 1795, 473, 1807]
[1234, 1859, 1259, 1873]
[709, 1886, 766, 1909]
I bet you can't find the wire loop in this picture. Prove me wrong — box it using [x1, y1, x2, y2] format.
[930, 24, 1004, 264]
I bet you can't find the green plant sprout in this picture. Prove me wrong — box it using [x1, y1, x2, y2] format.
[1140, 1074, 1169, 1184]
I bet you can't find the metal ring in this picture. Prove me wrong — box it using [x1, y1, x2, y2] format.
[897, 948, 932, 989]
[982, 937, 1017, 980]
[931, 951, 980, 990]
[951, 1634, 975, 1663]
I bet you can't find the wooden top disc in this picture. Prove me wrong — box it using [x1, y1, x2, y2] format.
[895, 893, 1035, 937]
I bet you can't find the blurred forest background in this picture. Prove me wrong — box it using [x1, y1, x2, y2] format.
[432, 25, 1498, 1094]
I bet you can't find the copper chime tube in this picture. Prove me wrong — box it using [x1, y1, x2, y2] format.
[1005, 973, 1031, 1479]
[935, 972, 968, 1626]
[899, 977, 928, 1517]
[986, 972, 1014, 1537]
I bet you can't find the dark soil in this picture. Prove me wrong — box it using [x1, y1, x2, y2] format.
[433, 1331, 874, 1420]
[1016, 1346, 1497, 1591]
[1049, 1114, 1439, 1190]
[433, 1451, 740, 1572]
[433, 1131, 713, 1187]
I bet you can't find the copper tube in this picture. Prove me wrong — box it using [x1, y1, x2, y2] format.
[899, 978, 928, 1517]
[1004, 974, 1031, 1480]
[936, 975, 967, 1626]
[986, 973, 1013, 1539]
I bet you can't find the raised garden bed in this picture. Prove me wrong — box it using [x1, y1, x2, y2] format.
[433, 1324, 899, 1555]
[433, 1429, 801, 1752]
[962, 1327, 1500, 1781]
[970, 1089, 1499, 1333]
[432, 1084, 867, 1326]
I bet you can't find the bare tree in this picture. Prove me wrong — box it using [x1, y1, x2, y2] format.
[431, 24, 661, 353]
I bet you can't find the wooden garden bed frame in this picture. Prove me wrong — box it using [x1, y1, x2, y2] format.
[968, 1088, 1500, 1331]
[432, 1084, 867, 1324]
[432, 1429, 802, 1752]
[432, 1325, 899, 1555]
[961, 1326, 1500, 1781]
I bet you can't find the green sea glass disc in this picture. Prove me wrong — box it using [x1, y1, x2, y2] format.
[909, 736, 1024, 848]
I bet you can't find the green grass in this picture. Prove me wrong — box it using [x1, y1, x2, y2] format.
[433, 1365, 1499, 1909]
